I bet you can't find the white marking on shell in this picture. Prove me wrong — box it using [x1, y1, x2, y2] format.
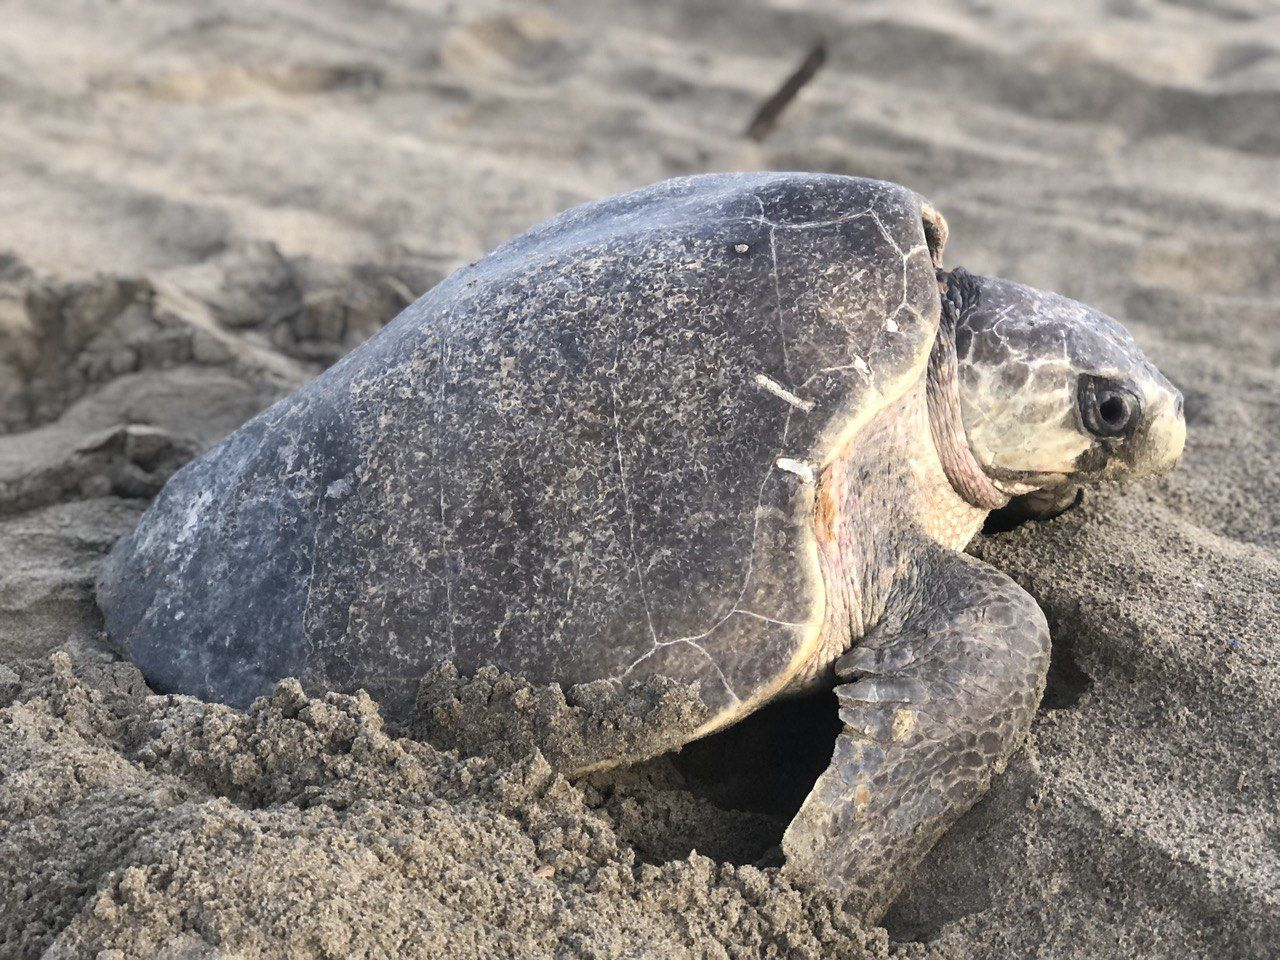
[174, 490, 212, 547]
[754, 373, 814, 412]
[775, 457, 816, 484]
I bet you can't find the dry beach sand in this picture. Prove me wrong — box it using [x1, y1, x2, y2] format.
[1, 0, 1278, 956]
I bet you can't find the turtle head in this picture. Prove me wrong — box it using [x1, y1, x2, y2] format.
[936, 268, 1185, 502]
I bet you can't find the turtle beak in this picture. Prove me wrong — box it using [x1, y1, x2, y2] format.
[1127, 373, 1185, 477]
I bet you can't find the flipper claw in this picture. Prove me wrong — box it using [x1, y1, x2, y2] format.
[838, 677, 927, 704]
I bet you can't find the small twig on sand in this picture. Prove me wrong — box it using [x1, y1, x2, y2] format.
[745, 42, 828, 142]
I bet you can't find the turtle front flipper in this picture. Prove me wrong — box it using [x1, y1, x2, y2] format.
[780, 544, 1050, 922]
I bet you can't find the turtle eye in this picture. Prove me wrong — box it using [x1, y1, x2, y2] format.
[1078, 375, 1141, 437]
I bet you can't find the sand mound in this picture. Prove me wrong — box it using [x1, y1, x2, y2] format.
[1, 653, 883, 959]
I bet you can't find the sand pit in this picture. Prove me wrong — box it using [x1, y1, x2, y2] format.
[1, 1, 1277, 957]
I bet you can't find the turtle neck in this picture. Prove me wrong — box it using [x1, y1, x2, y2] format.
[926, 269, 1011, 511]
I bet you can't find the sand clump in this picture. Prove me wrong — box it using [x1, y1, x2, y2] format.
[410, 663, 711, 773]
[1, 652, 885, 960]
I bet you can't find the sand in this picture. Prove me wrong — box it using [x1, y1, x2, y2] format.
[0, 0, 1277, 957]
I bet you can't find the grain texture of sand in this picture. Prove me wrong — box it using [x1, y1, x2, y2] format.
[1, 1, 1277, 957]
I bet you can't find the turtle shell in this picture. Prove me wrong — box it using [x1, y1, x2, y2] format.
[98, 173, 944, 731]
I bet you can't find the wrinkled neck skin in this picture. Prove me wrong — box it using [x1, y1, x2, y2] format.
[925, 289, 1012, 512]
[795, 370, 994, 692]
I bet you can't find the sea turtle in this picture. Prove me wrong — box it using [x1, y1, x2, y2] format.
[97, 173, 1185, 919]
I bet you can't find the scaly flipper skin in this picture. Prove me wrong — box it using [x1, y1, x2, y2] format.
[781, 539, 1050, 922]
